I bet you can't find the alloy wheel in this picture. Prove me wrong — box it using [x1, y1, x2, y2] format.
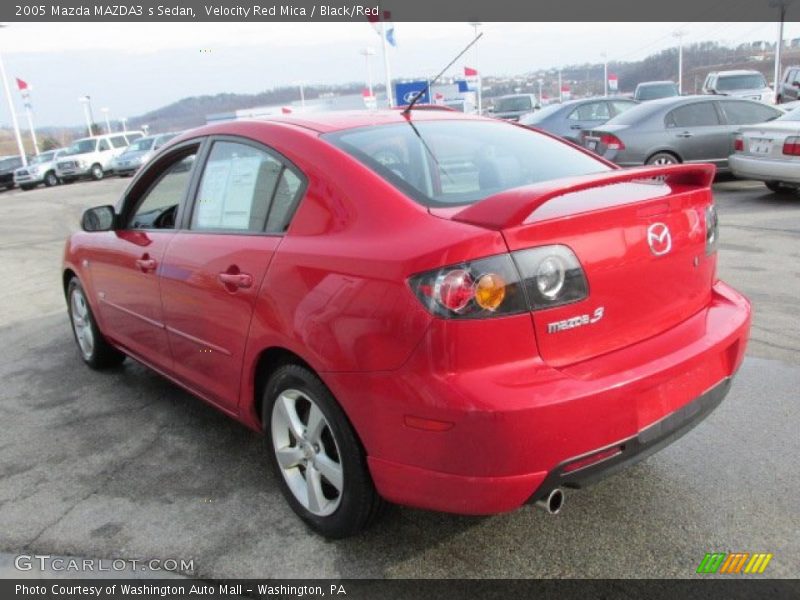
[271, 388, 344, 517]
[70, 288, 95, 360]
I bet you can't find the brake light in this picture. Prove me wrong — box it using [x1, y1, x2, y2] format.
[783, 136, 800, 155]
[409, 246, 588, 319]
[600, 133, 625, 150]
[734, 135, 744, 152]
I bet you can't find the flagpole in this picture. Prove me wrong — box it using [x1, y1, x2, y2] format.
[380, 20, 394, 108]
[24, 102, 39, 156]
[0, 51, 27, 166]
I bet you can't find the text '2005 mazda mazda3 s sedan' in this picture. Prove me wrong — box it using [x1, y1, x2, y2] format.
[63, 110, 751, 538]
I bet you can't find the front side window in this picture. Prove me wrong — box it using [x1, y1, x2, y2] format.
[325, 119, 611, 207]
[720, 101, 781, 125]
[191, 141, 303, 233]
[128, 153, 196, 230]
[666, 103, 721, 128]
[66, 139, 97, 155]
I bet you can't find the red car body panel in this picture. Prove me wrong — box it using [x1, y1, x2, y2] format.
[63, 111, 752, 516]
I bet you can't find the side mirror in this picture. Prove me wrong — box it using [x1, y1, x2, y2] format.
[81, 205, 116, 232]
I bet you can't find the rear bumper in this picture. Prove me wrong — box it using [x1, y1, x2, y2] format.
[729, 154, 800, 183]
[328, 281, 751, 515]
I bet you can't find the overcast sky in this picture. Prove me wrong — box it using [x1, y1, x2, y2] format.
[1, 21, 799, 127]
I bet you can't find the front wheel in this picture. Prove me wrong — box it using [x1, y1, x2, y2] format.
[44, 171, 59, 187]
[764, 181, 793, 193]
[646, 152, 680, 166]
[90, 164, 104, 181]
[263, 364, 383, 538]
[67, 278, 126, 369]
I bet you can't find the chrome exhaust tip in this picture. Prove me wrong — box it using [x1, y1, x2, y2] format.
[535, 488, 564, 514]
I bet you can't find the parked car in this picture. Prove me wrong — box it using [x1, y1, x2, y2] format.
[581, 95, 783, 170]
[729, 104, 800, 192]
[634, 81, 680, 102]
[56, 131, 144, 182]
[702, 70, 774, 104]
[63, 110, 750, 538]
[111, 132, 180, 177]
[776, 66, 800, 104]
[0, 155, 26, 190]
[14, 148, 67, 190]
[487, 94, 539, 121]
[519, 97, 637, 143]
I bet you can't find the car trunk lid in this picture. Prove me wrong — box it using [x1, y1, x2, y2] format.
[442, 164, 718, 367]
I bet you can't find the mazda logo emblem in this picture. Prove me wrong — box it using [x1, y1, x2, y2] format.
[647, 222, 672, 256]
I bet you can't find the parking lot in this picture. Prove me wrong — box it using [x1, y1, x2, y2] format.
[0, 176, 798, 578]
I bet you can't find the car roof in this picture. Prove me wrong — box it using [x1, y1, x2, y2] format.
[250, 109, 490, 134]
[636, 81, 676, 86]
[713, 70, 763, 77]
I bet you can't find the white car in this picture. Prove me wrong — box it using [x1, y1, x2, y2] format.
[702, 70, 775, 105]
[13, 148, 68, 190]
[730, 105, 800, 192]
[55, 131, 144, 182]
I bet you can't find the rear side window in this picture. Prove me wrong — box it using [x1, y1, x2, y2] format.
[190, 141, 304, 233]
[325, 120, 611, 207]
[719, 101, 781, 125]
[97, 139, 111, 152]
[665, 103, 721, 128]
[568, 102, 609, 121]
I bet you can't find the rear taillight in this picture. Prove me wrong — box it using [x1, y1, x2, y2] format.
[409, 246, 588, 319]
[783, 136, 800, 155]
[705, 203, 719, 256]
[600, 133, 625, 150]
[734, 135, 744, 152]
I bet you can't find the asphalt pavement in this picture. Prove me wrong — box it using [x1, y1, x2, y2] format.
[0, 176, 797, 578]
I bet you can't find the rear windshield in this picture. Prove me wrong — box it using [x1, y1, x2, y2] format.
[519, 103, 563, 125]
[605, 101, 664, 126]
[637, 83, 678, 100]
[717, 74, 767, 91]
[324, 120, 611, 207]
[778, 106, 800, 121]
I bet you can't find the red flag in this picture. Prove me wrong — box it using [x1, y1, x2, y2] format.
[16, 78, 28, 91]
[464, 66, 478, 77]
[281, 107, 292, 114]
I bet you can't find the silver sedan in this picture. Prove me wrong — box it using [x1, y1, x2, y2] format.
[729, 107, 800, 191]
[581, 95, 783, 171]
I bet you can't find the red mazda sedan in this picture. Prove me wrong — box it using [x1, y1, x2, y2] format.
[63, 110, 751, 537]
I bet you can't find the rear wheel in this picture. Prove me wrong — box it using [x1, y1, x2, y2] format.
[646, 152, 680, 166]
[20, 184, 35, 191]
[90, 164, 104, 181]
[44, 171, 59, 187]
[263, 364, 383, 538]
[67, 278, 126, 369]
[764, 181, 792, 193]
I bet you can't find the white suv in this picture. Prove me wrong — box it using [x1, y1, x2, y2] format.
[55, 132, 144, 182]
[14, 148, 68, 190]
[702, 70, 774, 104]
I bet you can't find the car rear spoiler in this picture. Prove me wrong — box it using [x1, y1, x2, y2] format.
[451, 163, 716, 230]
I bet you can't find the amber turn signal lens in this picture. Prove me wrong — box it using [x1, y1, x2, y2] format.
[474, 273, 506, 311]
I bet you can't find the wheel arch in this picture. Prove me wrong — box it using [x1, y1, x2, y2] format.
[252, 346, 315, 430]
[645, 149, 683, 164]
[62, 268, 77, 299]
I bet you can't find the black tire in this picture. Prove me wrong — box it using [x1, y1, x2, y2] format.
[66, 277, 126, 370]
[90, 163, 104, 181]
[20, 184, 35, 191]
[61, 177, 75, 184]
[764, 181, 790, 193]
[263, 364, 383, 538]
[646, 151, 680, 166]
[4, 184, 13, 191]
[44, 171, 59, 187]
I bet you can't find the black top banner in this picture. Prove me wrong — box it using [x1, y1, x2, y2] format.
[4, 0, 800, 22]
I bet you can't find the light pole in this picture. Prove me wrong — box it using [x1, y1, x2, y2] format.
[674, 31, 685, 94]
[469, 22, 482, 114]
[601, 52, 608, 97]
[101, 107, 111, 133]
[558, 69, 563, 102]
[537, 78, 544, 107]
[770, 0, 793, 103]
[120, 117, 128, 133]
[78, 96, 94, 136]
[359, 47, 376, 97]
[293, 81, 306, 108]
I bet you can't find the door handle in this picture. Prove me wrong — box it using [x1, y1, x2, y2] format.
[676, 131, 693, 138]
[135, 256, 157, 272]
[218, 272, 253, 289]
[570, 124, 583, 129]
